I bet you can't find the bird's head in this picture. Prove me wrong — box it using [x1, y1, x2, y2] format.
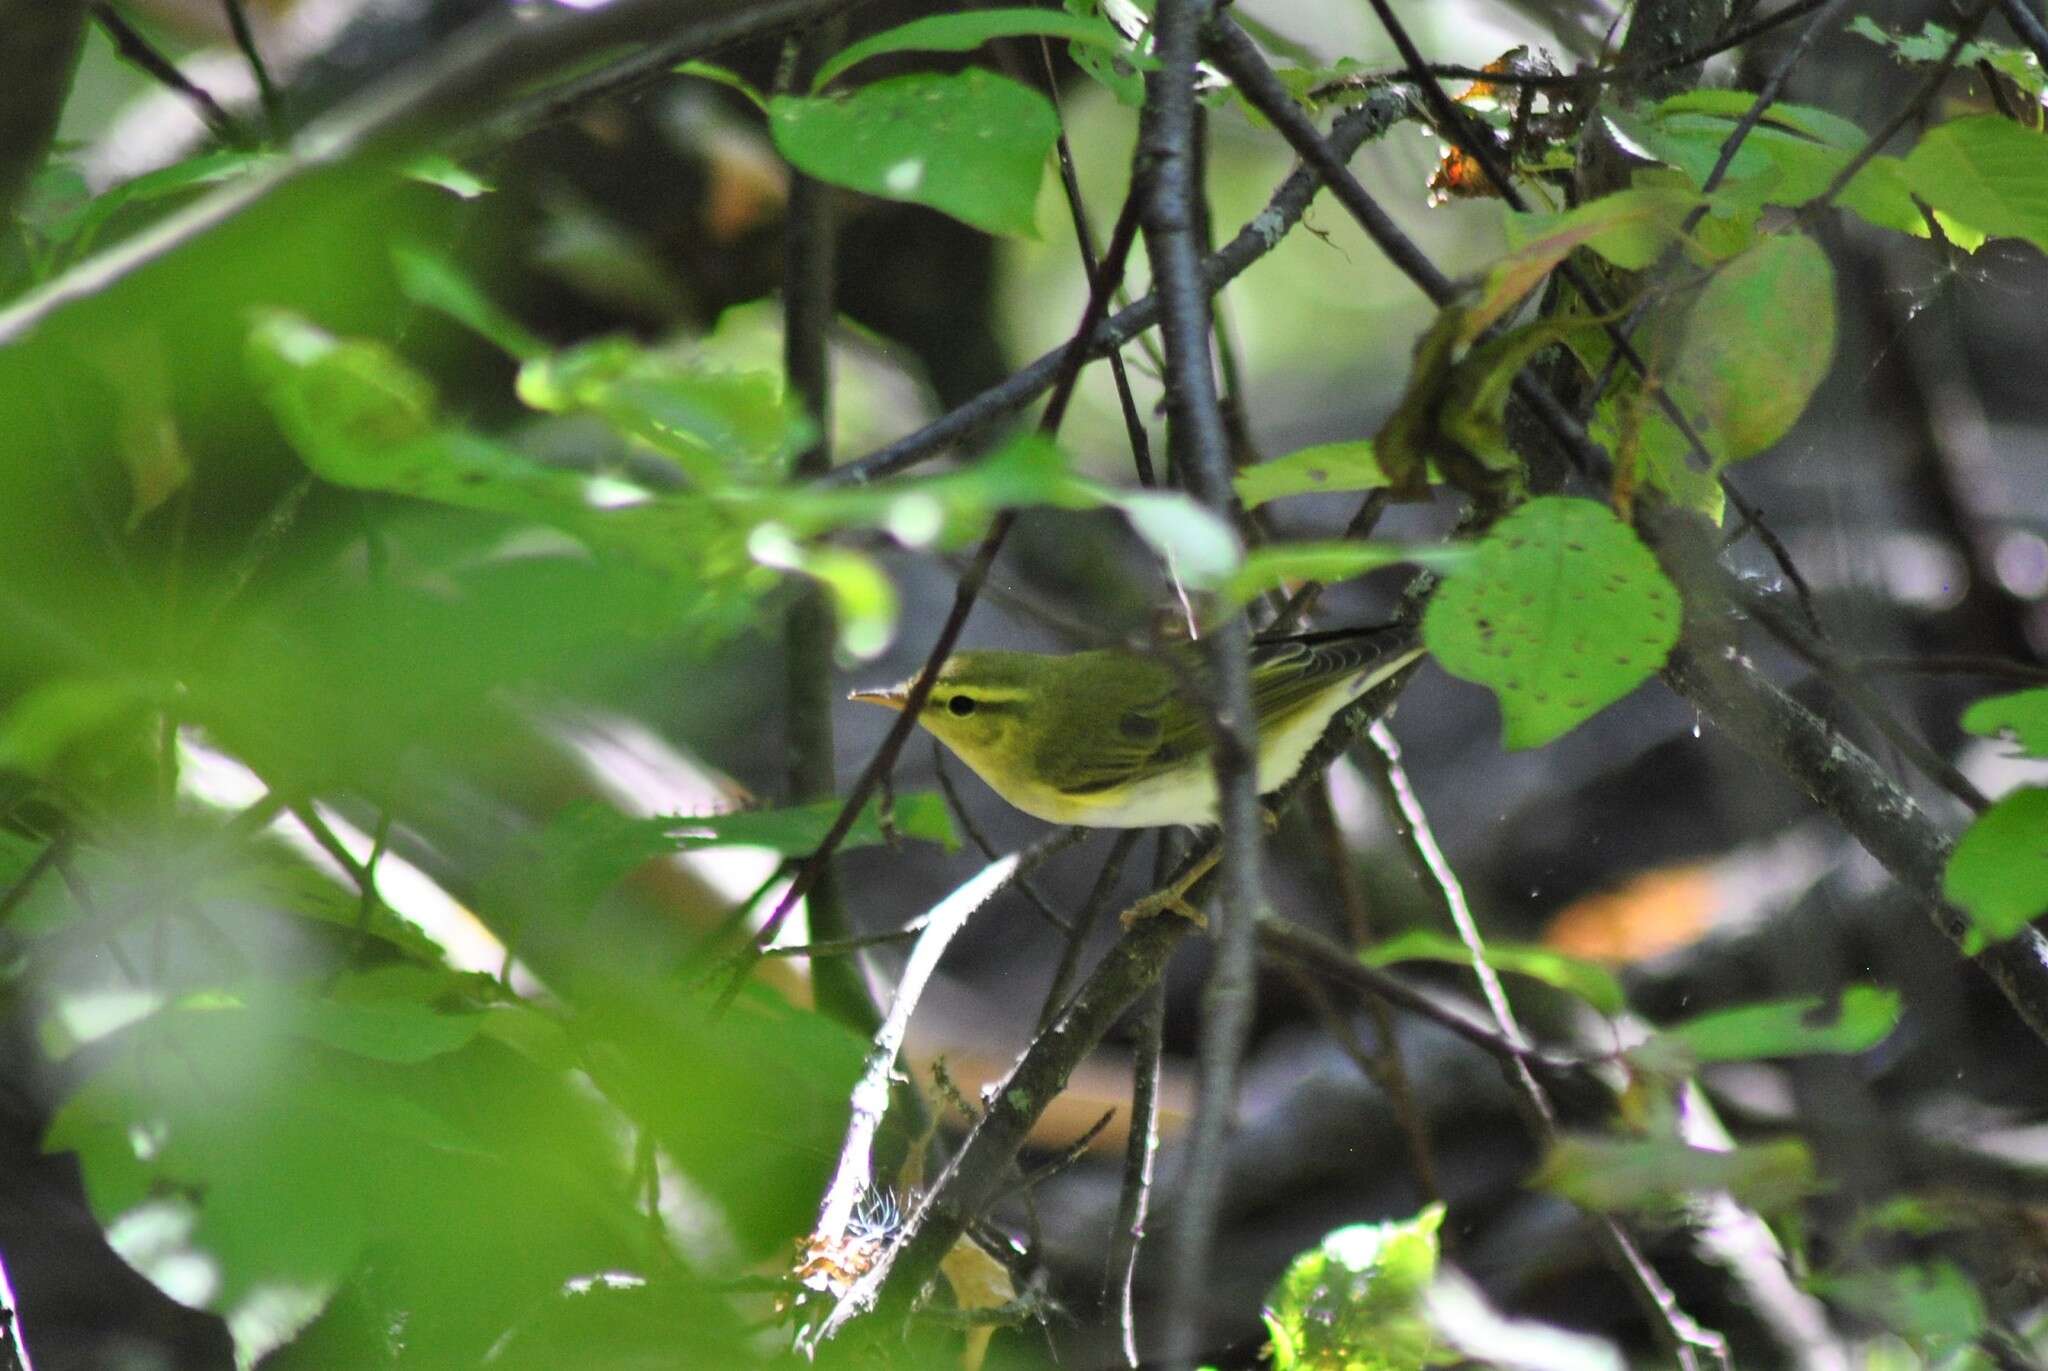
[848, 650, 1051, 780]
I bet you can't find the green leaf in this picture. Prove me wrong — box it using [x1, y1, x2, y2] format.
[1423, 497, 1681, 749]
[746, 525, 899, 659]
[1904, 116, 2048, 256]
[0, 676, 156, 778]
[251, 984, 485, 1065]
[812, 7, 1139, 89]
[1849, 17, 2045, 99]
[1809, 1262, 1986, 1355]
[1362, 929, 1626, 1015]
[1610, 98, 1921, 233]
[1263, 1206, 1443, 1371]
[402, 153, 492, 200]
[1639, 985, 1902, 1069]
[60, 149, 280, 262]
[516, 335, 814, 486]
[1944, 787, 2048, 950]
[1537, 1135, 1818, 1214]
[1481, 188, 1701, 334]
[769, 70, 1058, 238]
[1235, 440, 1395, 507]
[1113, 489, 1242, 590]
[1222, 541, 1474, 609]
[1063, 0, 1148, 105]
[392, 244, 546, 360]
[674, 59, 767, 111]
[1960, 687, 2048, 757]
[1663, 232, 1837, 463]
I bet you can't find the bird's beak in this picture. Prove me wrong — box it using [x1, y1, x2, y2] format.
[847, 684, 909, 712]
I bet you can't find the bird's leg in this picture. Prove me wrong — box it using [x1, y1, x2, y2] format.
[1118, 805, 1280, 928]
[1120, 847, 1219, 928]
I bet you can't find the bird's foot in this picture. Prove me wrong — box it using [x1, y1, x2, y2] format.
[1120, 888, 1208, 928]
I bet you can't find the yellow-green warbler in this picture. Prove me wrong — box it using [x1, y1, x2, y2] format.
[850, 624, 1422, 828]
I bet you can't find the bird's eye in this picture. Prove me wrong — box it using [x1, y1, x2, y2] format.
[947, 695, 977, 717]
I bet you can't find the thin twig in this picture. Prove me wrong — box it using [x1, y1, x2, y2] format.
[1358, 718, 1729, 1370]
[1302, 781, 1440, 1202]
[218, 0, 280, 134]
[92, 3, 247, 146]
[1661, 619, 2048, 1044]
[1810, 1, 1997, 209]
[1736, 583, 1992, 812]
[740, 199, 1148, 982]
[1001, 1106, 1118, 1199]
[2002, 0, 2048, 71]
[826, 90, 1413, 486]
[0, 837, 64, 926]
[804, 830, 1084, 1265]
[1035, 36, 1157, 489]
[1038, 830, 1143, 1033]
[1702, 0, 1858, 194]
[932, 745, 1073, 936]
[1303, 0, 1837, 101]
[780, 13, 876, 1032]
[1137, 4, 1267, 1362]
[1105, 977, 1165, 1369]
[1853, 654, 2048, 685]
[761, 926, 922, 958]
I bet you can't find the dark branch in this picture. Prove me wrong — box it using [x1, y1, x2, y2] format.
[1136, 3, 1265, 1360]
[825, 89, 1413, 486]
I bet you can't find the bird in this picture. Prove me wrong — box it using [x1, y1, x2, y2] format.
[848, 623, 1423, 829]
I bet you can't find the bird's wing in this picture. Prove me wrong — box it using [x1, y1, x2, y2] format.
[1044, 627, 1417, 798]
[1246, 625, 1418, 726]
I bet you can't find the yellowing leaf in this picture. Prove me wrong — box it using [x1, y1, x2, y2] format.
[1665, 232, 1837, 463]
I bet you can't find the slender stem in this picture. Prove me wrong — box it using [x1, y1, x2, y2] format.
[92, 3, 247, 146]
[1810, 0, 1997, 209]
[1138, 4, 1268, 1363]
[826, 91, 1413, 486]
[2003, 0, 2048, 71]
[1302, 781, 1440, 1202]
[1036, 37, 1157, 489]
[1737, 584, 1991, 812]
[739, 195, 1151, 979]
[1853, 654, 2048, 685]
[218, 0, 280, 133]
[1702, 0, 1857, 195]
[780, 14, 876, 1032]
[932, 745, 1073, 936]
[1038, 830, 1143, 1032]
[1662, 622, 2048, 1044]
[1359, 718, 1727, 1370]
[1105, 979, 1165, 1368]
[0, 838, 64, 926]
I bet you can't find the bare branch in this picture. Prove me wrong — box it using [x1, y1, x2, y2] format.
[826, 89, 1413, 486]
[1104, 979, 1165, 1368]
[1135, 3, 1270, 1361]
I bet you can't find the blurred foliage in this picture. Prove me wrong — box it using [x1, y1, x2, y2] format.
[1261, 1205, 1446, 1371]
[3, 1, 2048, 1367]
